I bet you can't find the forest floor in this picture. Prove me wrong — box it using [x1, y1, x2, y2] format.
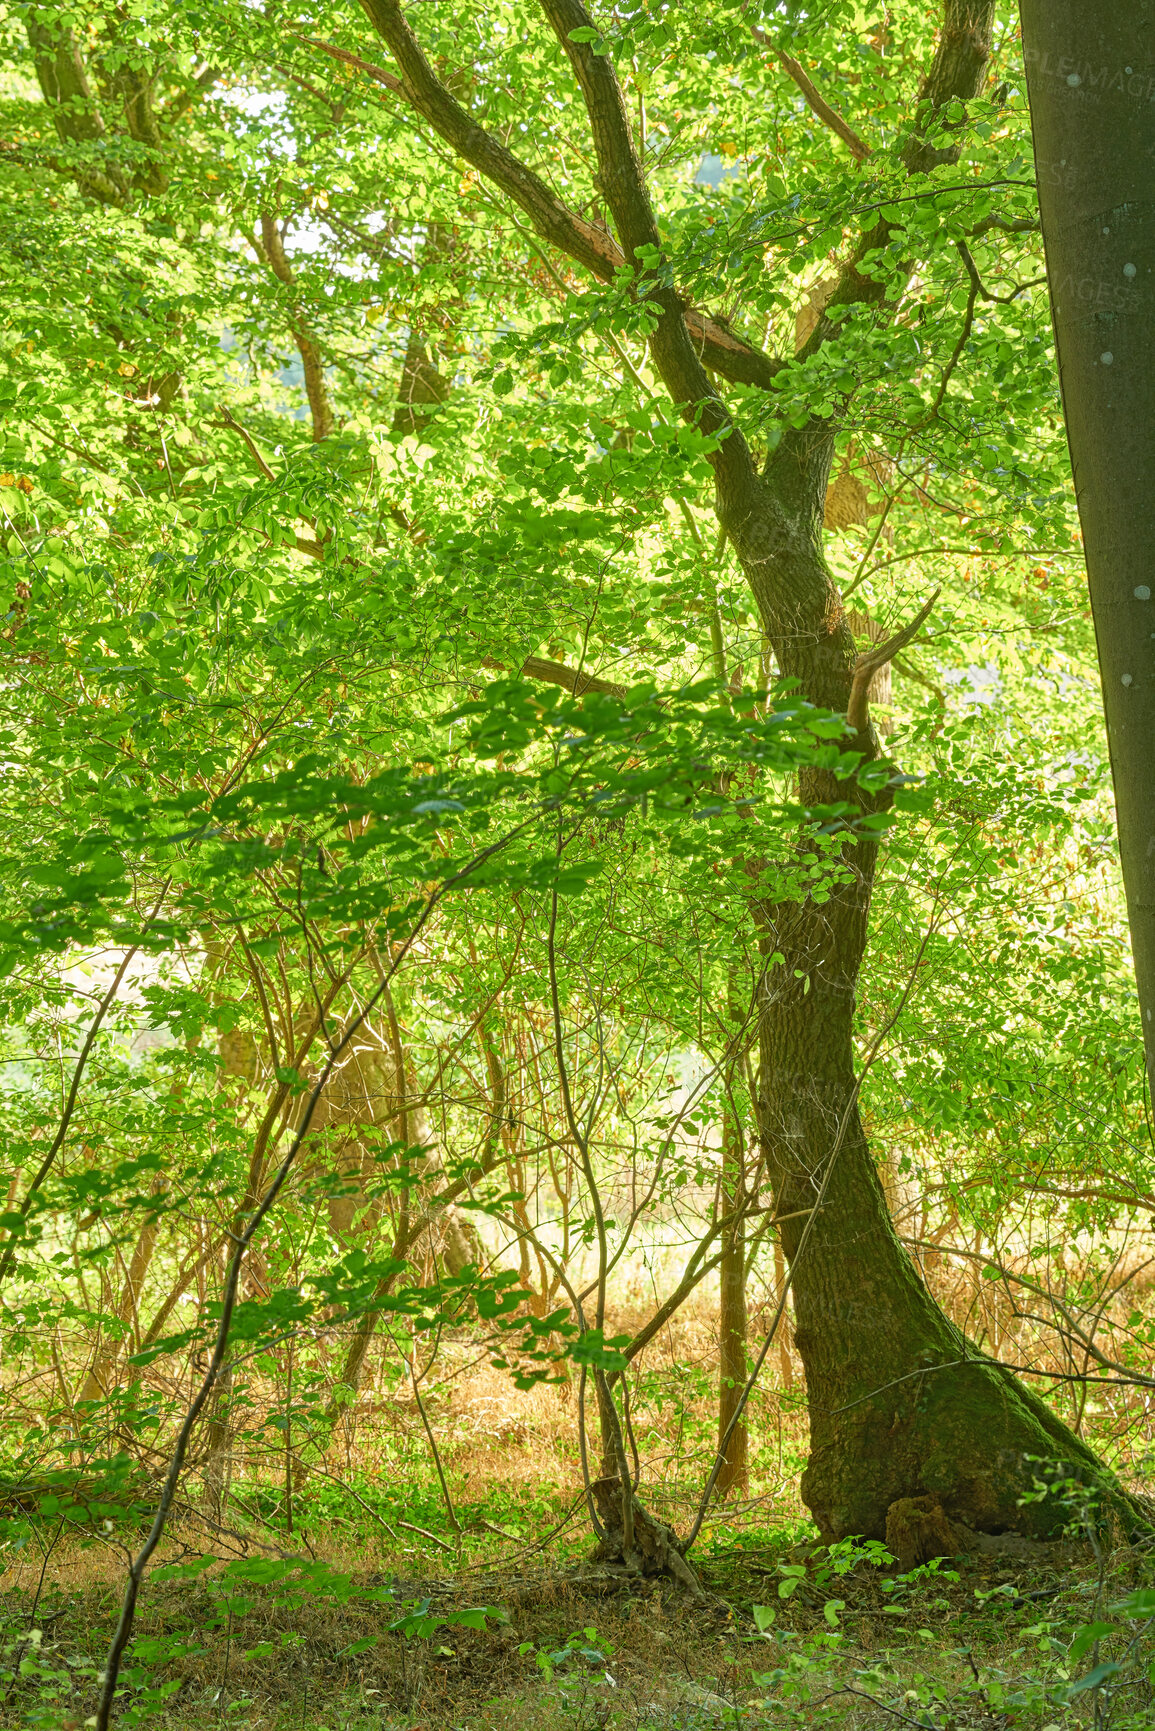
[0, 1306, 1150, 1727]
[0, 1491, 1148, 1731]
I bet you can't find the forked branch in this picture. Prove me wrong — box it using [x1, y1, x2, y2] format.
[846, 587, 940, 733]
[347, 2, 780, 391]
[537, 0, 755, 489]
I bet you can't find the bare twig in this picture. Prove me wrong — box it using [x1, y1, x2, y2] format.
[0, 881, 171, 1288]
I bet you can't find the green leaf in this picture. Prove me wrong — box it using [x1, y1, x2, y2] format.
[1068, 1661, 1122, 1696]
[1069, 1621, 1117, 1663]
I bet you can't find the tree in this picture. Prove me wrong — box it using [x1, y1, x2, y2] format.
[1020, 1, 1155, 1107]
[330, 0, 1139, 1541]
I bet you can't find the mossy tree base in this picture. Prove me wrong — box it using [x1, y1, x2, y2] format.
[803, 1334, 1133, 1544]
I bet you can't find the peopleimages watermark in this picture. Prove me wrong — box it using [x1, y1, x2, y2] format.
[1050, 270, 1140, 313]
[1024, 46, 1155, 104]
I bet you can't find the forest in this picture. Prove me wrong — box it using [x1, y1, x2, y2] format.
[0, 0, 1153, 1726]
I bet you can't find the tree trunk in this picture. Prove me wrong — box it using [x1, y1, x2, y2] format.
[77, 1209, 160, 1405]
[716, 1102, 749, 1500]
[755, 833, 1129, 1541]
[1019, 2, 1155, 1105]
[392, 333, 449, 437]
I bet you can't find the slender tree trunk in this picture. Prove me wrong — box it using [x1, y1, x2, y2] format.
[1020, 3, 1155, 1104]
[716, 1102, 749, 1499]
[77, 1211, 160, 1404]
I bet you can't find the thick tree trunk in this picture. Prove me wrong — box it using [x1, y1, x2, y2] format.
[756, 851, 1119, 1540]
[703, 2, 1139, 1541]
[1020, 3, 1155, 1105]
[718, 443, 1134, 1542]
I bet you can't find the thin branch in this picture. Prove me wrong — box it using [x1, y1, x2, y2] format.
[92, 810, 574, 1726]
[286, 30, 402, 93]
[213, 406, 276, 483]
[751, 27, 873, 162]
[957, 238, 1048, 302]
[0, 881, 171, 1288]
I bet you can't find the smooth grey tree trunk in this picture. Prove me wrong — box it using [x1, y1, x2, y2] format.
[1020, 4, 1155, 1104]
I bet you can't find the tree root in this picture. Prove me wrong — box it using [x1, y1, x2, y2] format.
[588, 1476, 716, 1604]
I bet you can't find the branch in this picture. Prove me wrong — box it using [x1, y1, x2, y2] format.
[342, 5, 780, 392]
[901, 1237, 1155, 1393]
[256, 213, 335, 442]
[213, 404, 275, 482]
[968, 213, 1039, 239]
[537, 0, 756, 503]
[25, 10, 128, 204]
[773, 1, 997, 508]
[956, 238, 1048, 305]
[847, 587, 940, 732]
[94, 813, 566, 1727]
[162, 63, 221, 123]
[520, 656, 626, 699]
[0, 882, 171, 1289]
[910, 243, 1046, 429]
[914, 269, 979, 428]
[211, 410, 327, 558]
[287, 29, 401, 93]
[903, 0, 996, 178]
[751, 26, 873, 162]
[538, 2, 720, 411]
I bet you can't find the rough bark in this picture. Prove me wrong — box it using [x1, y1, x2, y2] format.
[589, 1477, 710, 1599]
[1020, 1, 1155, 1104]
[755, 872, 1129, 1539]
[25, 7, 127, 203]
[354, 0, 1144, 1544]
[392, 333, 449, 436]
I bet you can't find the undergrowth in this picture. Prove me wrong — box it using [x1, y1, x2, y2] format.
[0, 1461, 1149, 1731]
